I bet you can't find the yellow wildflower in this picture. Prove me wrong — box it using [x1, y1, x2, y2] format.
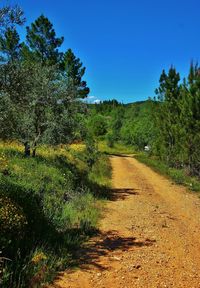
[31, 252, 47, 265]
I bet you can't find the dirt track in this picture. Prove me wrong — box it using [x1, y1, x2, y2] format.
[50, 155, 200, 288]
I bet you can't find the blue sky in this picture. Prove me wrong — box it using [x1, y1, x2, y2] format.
[2, 0, 200, 103]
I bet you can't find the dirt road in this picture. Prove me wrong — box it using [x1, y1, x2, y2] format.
[50, 155, 200, 288]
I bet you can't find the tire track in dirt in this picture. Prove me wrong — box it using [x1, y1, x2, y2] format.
[49, 155, 200, 288]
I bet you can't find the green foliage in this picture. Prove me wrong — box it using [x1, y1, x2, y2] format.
[62, 49, 90, 99]
[26, 14, 64, 65]
[0, 28, 21, 62]
[0, 5, 24, 65]
[0, 5, 99, 286]
[154, 66, 182, 164]
[98, 140, 134, 155]
[90, 99, 122, 114]
[111, 107, 124, 141]
[62, 193, 100, 231]
[0, 93, 19, 139]
[87, 99, 155, 151]
[0, 7, 89, 155]
[0, 5, 25, 34]
[0, 142, 111, 287]
[154, 63, 200, 176]
[135, 153, 200, 192]
[84, 136, 99, 167]
[88, 114, 108, 137]
[119, 101, 155, 149]
[106, 132, 115, 148]
[88, 154, 112, 187]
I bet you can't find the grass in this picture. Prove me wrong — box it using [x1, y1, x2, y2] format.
[0, 141, 112, 287]
[88, 155, 112, 187]
[98, 140, 134, 155]
[135, 152, 200, 192]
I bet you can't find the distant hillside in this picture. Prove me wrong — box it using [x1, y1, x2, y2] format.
[124, 100, 147, 107]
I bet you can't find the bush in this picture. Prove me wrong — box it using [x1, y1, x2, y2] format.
[106, 133, 115, 148]
[85, 137, 99, 167]
[88, 115, 108, 137]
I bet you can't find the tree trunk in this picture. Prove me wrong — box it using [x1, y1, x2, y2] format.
[32, 141, 37, 157]
[32, 131, 41, 158]
[24, 142, 30, 157]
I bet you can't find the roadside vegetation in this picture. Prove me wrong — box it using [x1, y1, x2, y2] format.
[135, 152, 200, 192]
[98, 141, 134, 155]
[133, 65, 200, 191]
[0, 141, 111, 287]
[0, 4, 112, 287]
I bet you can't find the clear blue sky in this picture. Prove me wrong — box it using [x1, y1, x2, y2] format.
[2, 0, 200, 103]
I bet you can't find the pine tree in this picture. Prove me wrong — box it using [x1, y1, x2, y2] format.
[155, 66, 181, 165]
[181, 62, 200, 175]
[0, 4, 25, 32]
[0, 4, 24, 62]
[26, 14, 64, 65]
[0, 27, 21, 62]
[62, 49, 90, 99]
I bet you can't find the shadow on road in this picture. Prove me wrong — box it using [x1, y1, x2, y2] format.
[105, 153, 135, 158]
[65, 230, 156, 272]
[108, 188, 139, 201]
[52, 231, 156, 286]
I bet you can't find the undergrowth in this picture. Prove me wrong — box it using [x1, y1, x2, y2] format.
[0, 141, 111, 287]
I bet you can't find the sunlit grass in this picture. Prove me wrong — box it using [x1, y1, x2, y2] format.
[88, 155, 112, 187]
[0, 140, 111, 287]
[98, 140, 134, 155]
[69, 143, 85, 152]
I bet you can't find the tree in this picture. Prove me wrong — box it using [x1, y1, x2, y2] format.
[0, 5, 25, 32]
[88, 114, 107, 137]
[26, 14, 64, 65]
[180, 62, 200, 175]
[0, 92, 19, 140]
[111, 107, 124, 141]
[154, 66, 182, 165]
[62, 49, 90, 99]
[0, 9, 90, 156]
[0, 27, 21, 62]
[0, 4, 24, 64]
[0, 5, 25, 140]
[44, 49, 90, 145]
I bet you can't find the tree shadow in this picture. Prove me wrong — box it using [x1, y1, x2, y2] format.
[104, 152, 134, 158]
[61, 230, 156, 273]
[107, 188, 139, 201]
